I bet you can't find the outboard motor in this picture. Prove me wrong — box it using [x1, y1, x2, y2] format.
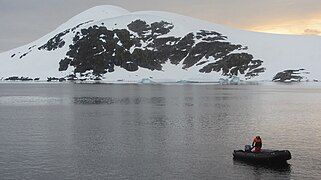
[245, 145, 252, 152]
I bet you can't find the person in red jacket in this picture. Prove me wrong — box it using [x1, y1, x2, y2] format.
[252, 136, 262, 152]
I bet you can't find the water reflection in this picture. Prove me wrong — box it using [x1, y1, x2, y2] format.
[2, 84, 321, 179]
[233, 160, 291, 179]
[0, 96, 62, 106]
[233, 160, 291, 172]
[73, 97, 167, 106]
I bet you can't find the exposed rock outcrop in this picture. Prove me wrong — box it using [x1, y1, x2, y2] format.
[273, 69, 308, 82]
[55, 20, 265, 79]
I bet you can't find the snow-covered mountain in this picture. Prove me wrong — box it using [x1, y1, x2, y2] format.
[0, 5, 320, 83]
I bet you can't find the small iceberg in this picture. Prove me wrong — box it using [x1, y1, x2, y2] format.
[230, 76, 240, 85]
[219, 76, 240, 85]
[140, 78, 155, 84]
[219, 78, 229, 85]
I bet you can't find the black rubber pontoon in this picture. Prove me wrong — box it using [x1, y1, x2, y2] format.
[233, 149, 291, 164]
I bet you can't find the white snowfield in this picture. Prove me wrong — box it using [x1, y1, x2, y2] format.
[0, 5, 320, 82]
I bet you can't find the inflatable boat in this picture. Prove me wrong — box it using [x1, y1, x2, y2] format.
[233, 149, 291, 164]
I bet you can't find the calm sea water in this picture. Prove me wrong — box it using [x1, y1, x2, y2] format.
[0, 83, 321, 179]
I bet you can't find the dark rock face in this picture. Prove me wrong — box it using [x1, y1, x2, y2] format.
[59, 78, 66, 82]
[12, 18, 265, 80]
[200, 53, 265, 78]
[38, 30, 68, 51]
[20, 51, 31, 59]
[4, 76, 33, 81]
[55, 19, 265, 79]
[9, 21, 94, 60]
[4, 76, 20, 81]
[47, 77, 59, 82]
[273, 69, 308, 82]
[28, 45, 36, 50]
[38, 21, 94, 51]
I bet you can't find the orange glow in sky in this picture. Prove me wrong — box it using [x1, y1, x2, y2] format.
[245, 14, 321, 36]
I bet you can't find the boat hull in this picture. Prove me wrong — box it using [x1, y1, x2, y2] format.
[233, 149, 291, 164]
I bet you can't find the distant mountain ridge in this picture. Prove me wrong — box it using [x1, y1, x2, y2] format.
[0, 5, 320, 83]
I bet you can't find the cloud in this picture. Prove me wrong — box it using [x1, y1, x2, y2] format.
[303, 28, 321, 35]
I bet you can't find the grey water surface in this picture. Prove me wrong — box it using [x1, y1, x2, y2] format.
[0, 83, 321, 179]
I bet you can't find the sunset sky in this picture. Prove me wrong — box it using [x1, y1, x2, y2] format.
[1, 0, 321, 52]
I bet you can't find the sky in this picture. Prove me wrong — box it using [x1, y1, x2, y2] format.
[1, 0, 321, 52]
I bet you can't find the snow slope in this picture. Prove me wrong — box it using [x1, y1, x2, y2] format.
[0, 5, 320, 82]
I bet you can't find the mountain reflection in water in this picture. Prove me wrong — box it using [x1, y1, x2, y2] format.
[1, 83, 321, 179]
